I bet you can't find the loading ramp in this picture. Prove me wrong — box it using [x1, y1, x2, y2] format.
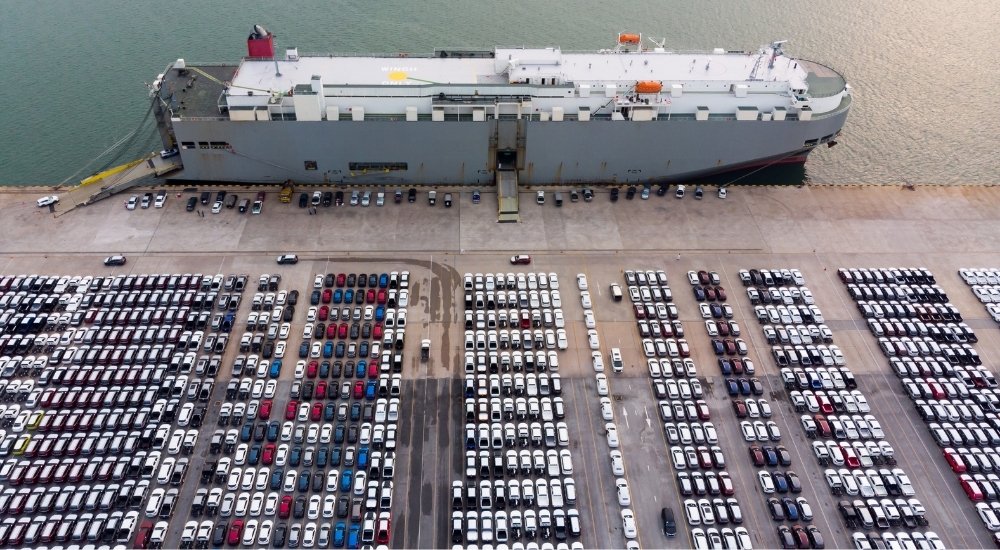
[496, 170, 519, 223]
[53, 154, 181, 216]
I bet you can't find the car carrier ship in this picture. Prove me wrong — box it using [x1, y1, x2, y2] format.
[151, 26, 850, 198]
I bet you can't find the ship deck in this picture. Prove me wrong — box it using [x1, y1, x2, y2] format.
[160, 63, 237, 119]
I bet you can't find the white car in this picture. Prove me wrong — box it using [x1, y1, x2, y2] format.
[610, 450, 625, 475]
[621, 509, 637, 539]
[616, 478, 632, 506]
[587, 329, 600, 350]
[605, 423, 620, 448]
[581, 291, 592, 308]
[596, 373, 609, 396]
[592, 351, 605, 372]
[36, 195, 59, 207]
[600, 397, 614, 420]
[584, 310, 596, 328]
[577, 274, 589, 290]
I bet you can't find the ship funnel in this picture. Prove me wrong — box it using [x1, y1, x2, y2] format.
[248, 24, 275, 58]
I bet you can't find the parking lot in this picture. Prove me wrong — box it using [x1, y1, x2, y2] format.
[3, 183, 1000, 548]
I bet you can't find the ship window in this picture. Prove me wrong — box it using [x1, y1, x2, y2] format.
[198, 142, 209, 149]
[304, 161, 318, 171]
[209, 142, 229, 149]
[348, 162, 407, 172]
[804, 138, 819, 147]
[181, 142, 195, 150]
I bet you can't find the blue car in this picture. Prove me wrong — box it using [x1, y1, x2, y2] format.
[357, 446, 370, 469]
[240, 423, 253, 442]
[340, 469, 353, 492]
[365, 380, 377, 400]
[270, 467, 283, 490]
[355, 360, 366, 378]
[269, 359, 283, 378]
[725, 379, 739, 397]
[323, 341, 334, 358]
[267, 421, 280, 442]
[347, 524, 360, 549]
[330, 447, 342, 466]
[334, 522, 346, 548]
[378, 273, 389, 288]
[299, 342, 309, 358]
[289, 446, 301, 467]
[298, 470, 311, 492]
[344, 289, 354, 303]
[359, 342, 369, 358]
[333, 289, 343, 304]
[375, 305, 385, 322]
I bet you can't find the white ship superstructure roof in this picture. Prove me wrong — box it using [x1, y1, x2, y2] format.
[229, 46, 809, 95]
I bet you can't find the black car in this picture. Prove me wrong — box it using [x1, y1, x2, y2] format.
[212, 523, 227, 547]
[288, 290, 299, 305]
[610, 188, 619, 202]
[103, 255, 127, 266]
[657, 183, 669, 196]
[408, 188, 417, 203]
[322, 192, 333, 207]
[200, 191, 210, 205]
[299, 193, 309, 208]
[334, 191, 344, 206]
[394, 189, 403, 203]
[626, 185, 637, 199]
[186, 197, 198, 211]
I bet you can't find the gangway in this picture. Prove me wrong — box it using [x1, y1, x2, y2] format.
[53, 154, 181, 216]
[496, 170, 519, 223]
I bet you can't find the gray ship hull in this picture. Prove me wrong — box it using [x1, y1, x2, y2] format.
[166, 101, 849, 186]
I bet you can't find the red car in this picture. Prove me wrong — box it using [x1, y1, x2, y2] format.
[311, 402, 323, 421]
[326, 324, 337, 339]
[366, 289, 376, 304]
[322, 288, 332, 304]
[377, 290, 387, 304]
[318, 306, 329, 321]
[961, 474, 984, 501]
[373, 324, 383, 339]
[353, 381, 364, 399]
[376, 514, 391, 544]
[307, 361, 318, 379]
[262, 444, 275, 465]
[279, 495, 292, 519]
[259, 400, 272, 420]
[228, 519, 244, 546]
[368, 362, 378, 378]
[944, 448, 967, 473]
[316, 381, 327, 399]
[336, 273, 346, 287]
[285, 401, 298, 421]
[338, 323, 348, 339]
[749, 445, 765, 467]
[633, 304, 645, 319]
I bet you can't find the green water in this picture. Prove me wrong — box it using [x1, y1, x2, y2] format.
[1, 0, 997, 185]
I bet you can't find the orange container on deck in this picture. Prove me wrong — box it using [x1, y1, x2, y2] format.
[635, 81, 663, 94]
[618, 33, 641, 45]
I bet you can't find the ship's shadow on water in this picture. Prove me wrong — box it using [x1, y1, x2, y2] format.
[689, 163, 808, 187]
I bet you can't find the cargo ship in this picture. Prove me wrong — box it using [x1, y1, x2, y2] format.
[151, 26, 850, 188]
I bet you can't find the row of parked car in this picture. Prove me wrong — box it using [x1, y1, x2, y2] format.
[841, 267, 1000, 544]
[452, 271, 583, 547]
[626, 268, 747, 549]
[691, 268, 801, 549]
[0, 271, 259, 548]
[751, 267, 926, 548]
[960, 268, 1000, 323]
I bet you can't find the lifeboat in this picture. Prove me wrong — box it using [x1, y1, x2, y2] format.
[617, 33, 641, 45]
[635, 81, 662, 94]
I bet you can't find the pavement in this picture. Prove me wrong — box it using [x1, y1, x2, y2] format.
[2, 183, 1000, 549]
